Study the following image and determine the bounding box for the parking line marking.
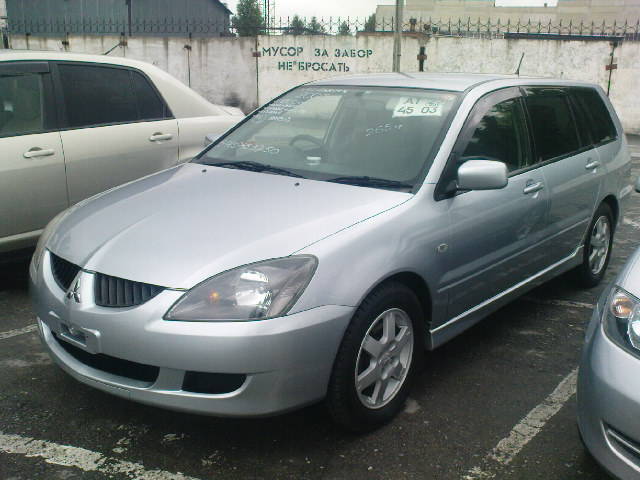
[0,431,201,480]
[522,297,594,310]
[462,368,578,479]
[0,324,37,340]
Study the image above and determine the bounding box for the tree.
[232,0,264,37]
[364,14,376,32]
[307,16,325,35]
[338,21,351,35]
[289,15,306,35]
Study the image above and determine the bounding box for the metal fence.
[7,16,640,40]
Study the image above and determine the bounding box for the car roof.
[309,72,592,92]
[0,49,156,71]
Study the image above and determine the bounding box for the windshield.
[195,86,458,190]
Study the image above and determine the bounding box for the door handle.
[23,147,55,159]
[585,160,601,170]
[523,181,544,194]
[149,133,173,142]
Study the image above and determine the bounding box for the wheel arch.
[601,194,619,230]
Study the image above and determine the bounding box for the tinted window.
[59,64,138,128]
[461,97,530,172]
[0,73,45,136]
[524,88,580,162]
[131,71,167,120]
[571,87,617,144]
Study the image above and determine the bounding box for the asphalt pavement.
[1,137,639,480]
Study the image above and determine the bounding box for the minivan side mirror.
[635,176,640,194]
[457,159,508,191]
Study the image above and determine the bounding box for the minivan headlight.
[164,256,317,321]
[603,287,640,355]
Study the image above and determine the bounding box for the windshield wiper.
[203,160,305,178]
[326,176,413,191]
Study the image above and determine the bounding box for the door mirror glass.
[635,176,640,194]
[457,159,508,191]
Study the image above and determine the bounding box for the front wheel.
[326,282,423,432]
[574,203,614,288]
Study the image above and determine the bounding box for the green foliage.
[307,16,325,35]
[338,21,351,35]
[232,0,265,37]
[289,15,306,35]
[364,14,376,32]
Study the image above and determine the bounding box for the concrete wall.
[6,32,640,133]
[256,35,422,104]
[0,0,7,29]
[421,36,640,134]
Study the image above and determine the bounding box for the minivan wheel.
[574,203,614,288]
[326,282,423,432]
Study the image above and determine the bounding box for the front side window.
[461,97,530,172]
[196,86,458,190]
[57,64,170,128]
[0,73,45,136]
[524,88,580,162]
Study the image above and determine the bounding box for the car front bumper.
[31,251,354,417]
[578,301,640,479]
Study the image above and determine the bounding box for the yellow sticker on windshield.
[392,97,443,117]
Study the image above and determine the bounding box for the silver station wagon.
[30,73,633,431]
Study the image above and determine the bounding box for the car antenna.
[514,52,525,77]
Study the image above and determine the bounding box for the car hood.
[48,163,412,289]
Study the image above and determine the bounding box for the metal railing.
[6,16,640,40]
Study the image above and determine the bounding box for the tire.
[326,281,424,432]
[574,203,614,288]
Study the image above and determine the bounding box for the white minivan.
[0,50,244,257]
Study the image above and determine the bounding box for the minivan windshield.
[195,86,458,191]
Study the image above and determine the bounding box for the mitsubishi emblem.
[66,278,81,303]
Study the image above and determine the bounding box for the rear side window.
[57,64,170,128]
[571,87,617,145]
[0,73,45,136]
[524,88,580,162]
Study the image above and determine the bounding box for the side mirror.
[457,159,508,191]
[635,177,640,194]
[204,133,221,147]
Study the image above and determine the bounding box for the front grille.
[53,333,159,384]
[50,253,81,291]
[94,273,164,308]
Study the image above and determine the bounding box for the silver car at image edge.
[30,73,634,431]
[578,200,640,480]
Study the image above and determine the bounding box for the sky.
[224,0,560,19]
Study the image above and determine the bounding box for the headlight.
[30,209,69,273]
[603,287,640,355]
[164,256,317,321]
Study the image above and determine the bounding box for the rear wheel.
[574,203,614,287]
[326,282,423,432]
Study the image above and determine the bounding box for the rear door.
[0,62,68,249]
[523,87,603,264]
[440,87,550,319]
[53,62,179,205]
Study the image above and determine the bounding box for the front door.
[53,62,179,205]
[438,88,550,320]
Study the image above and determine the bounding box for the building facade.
[376,0,640,24]
[6,0,232,37]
